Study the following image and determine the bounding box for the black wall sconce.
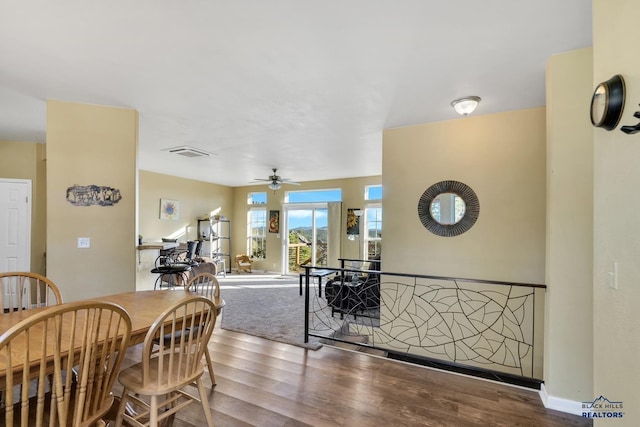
[621,106,640,134]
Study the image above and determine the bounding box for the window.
[285,189,342,203]
[365,185,382,201]
[248,192,267,205]
[364,204,382,259]
[247,208,267,258]
[364,186,382,259]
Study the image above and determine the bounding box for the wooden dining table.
[0,289,226,386]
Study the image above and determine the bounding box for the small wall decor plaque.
[160,198,180,220]
[66,185,122,206]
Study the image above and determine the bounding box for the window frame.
[363,202,382,260]
[364,184,382,201]
[284,188,342,203]
[247,191,267,205]
[247,207,267,259]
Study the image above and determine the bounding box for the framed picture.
[269,210,280,233]
[346,208,360,235]
[160,198,180,220]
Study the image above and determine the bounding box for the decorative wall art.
[66,184,122,206]
[269,210,280,233]
[346,208,360,235]
[160,199,180,220]
[417,180,479,237]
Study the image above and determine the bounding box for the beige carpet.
[218,274,323,350]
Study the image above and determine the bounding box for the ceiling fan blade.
[281,181,301,186]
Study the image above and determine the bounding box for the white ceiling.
[0,1,592,187]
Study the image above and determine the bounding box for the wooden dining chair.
[115,295,217,427]
[185,272,222,386]
[0,300,132,426]
[0,272,63,411]
[0,271,63,313]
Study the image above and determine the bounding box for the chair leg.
[196,377,215,427]
[114,388,129,426]
[203,349,216,386]
[150,395,158,427]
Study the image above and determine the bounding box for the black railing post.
[304,266,310,343]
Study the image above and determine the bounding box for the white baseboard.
[539,383,584,416]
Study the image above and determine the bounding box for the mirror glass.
[430,193,466,225]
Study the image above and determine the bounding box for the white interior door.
[0,179,31,273]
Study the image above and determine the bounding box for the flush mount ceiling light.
[451,96,481,116]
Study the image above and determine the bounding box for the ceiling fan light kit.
[253,168,300,190]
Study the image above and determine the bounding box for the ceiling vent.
[165,145,212,158]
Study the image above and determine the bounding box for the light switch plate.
[77,237,90,248]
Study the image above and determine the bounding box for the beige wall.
[138,170,234,243]
[593,1,640,425]
[46,100,138,301]
[13,15,640,417]
[231,176,381,273]
[0,140,47,275]
[545,48,593,403]
[382,108,546,284]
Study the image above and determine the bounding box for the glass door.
[284,204,328,275]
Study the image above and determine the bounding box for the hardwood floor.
[116,328,592,427]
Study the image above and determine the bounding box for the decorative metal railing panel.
[304,267,545,380]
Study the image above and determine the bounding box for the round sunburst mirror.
[417,180,479,237]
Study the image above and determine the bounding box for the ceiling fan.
[253,168,300,190]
